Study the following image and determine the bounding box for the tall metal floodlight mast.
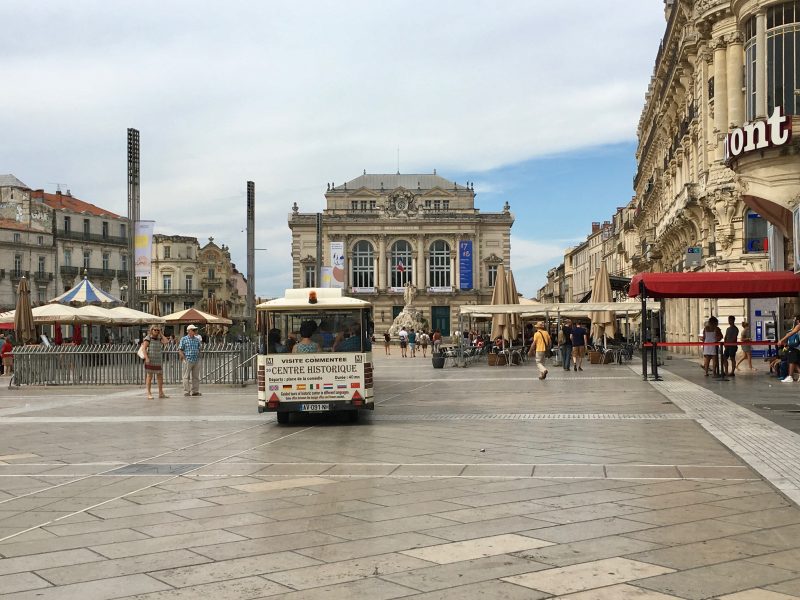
[246,181,255,333]
[127,128,140,309]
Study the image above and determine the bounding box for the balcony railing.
[9,269,28,280]
[32,271,53,282]
[202,277,224,286]
[86,268,116,280]
[59,266,126,280]
[146,288,203,297]
[56,229,129,246]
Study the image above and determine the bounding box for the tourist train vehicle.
[256,288,374,424]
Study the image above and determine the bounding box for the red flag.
[396,260,405,273]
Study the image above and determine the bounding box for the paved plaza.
[0,353,800,599]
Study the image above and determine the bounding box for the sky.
[0,1,666,299]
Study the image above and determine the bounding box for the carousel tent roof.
[51,277,121,305]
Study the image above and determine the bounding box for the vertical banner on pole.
[459,240,473,290]
[330,241,345,289]
[134,220,155,277]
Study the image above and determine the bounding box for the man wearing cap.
[527,321,551,381]
[178,325,203,396]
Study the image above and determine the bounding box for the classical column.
[713,37,728,159]
[415,235,424,290]
[377,235,386,290]
[755,10,767,118]
[425,254,430,288]
[702,49,714,170]
[726,32,744,127]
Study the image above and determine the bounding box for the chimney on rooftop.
[591,222,601,233]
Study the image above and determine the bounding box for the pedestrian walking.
[527,321,551,380]
[398,327,409,357]
[777,315,800,383]
[383,331,391,355]
[142,324,169,399]
[419,331,430,357]
[701,316,723,376]
[560,319,573,371]
[432,329,442,354]
[178,324,203,396]
[722,315,739,376]
[736,320,754,371]
[408,329,417,357]
[570,321,588,371]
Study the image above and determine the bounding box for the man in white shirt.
[398,327,409,358]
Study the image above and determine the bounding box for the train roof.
[256,288,372,310]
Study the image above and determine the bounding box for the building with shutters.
[288,172,514,336]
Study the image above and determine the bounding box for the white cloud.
[0,0,664,296]
[510,236,580,297]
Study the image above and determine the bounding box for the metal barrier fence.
[11,342,257,386]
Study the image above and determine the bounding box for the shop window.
[744,210,769,253]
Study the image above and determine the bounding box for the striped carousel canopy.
[50,277,121,305]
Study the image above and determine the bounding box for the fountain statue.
[388,281,427,337]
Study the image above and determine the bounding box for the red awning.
[629,271,800,299]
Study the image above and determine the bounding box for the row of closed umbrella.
[488,261,616,346]
[490,263,521,344]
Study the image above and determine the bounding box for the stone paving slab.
[1,355,800,598]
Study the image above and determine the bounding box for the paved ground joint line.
[0,425,316,544]
[641,365,800,506]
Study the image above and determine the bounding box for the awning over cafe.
[629,271,800,299]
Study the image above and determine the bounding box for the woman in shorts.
[383,331,391,355]
[736,320,754,371]
[142,325,169,399]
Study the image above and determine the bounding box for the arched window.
[744,2,800,119]
[351,240,374,288]
[390,240,413,288]
[429,240,451,288]
[744,210,768,253]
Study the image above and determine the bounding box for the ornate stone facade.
[634,0,800,352]
[540,1,800,351]
[289,172,514,335]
